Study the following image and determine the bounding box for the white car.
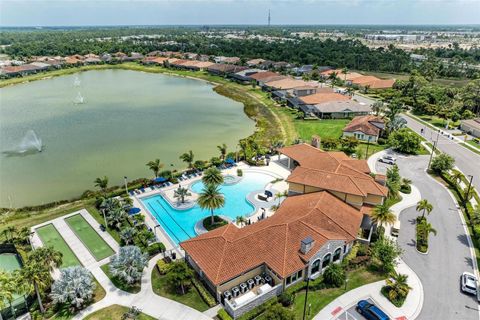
[461,272,478,295]
[379,155,396,165]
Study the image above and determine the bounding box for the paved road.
[402,114,480,193]
[377,155,479,320]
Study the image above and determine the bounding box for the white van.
[391,221,401,237]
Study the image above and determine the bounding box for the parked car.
[461,272,478,295]
[391,220,401,237]
[379,155,396,165]
[356,300,390,320]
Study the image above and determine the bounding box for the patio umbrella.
[153,177,167,183]
[225,158,235,164]
[128,207,141,215]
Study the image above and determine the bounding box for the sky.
[0,0,479,27]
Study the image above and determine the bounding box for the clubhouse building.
[181,143,388,318]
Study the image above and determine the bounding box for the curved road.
[377,155,479,320]
[403,115,480,193]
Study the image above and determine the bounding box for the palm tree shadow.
[457,234,470,247]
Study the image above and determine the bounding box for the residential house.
[214,56,241,64]
[351,76,395,89]
[290,92,350,110]
[1,64,43,77]
[246,58,265,68]
[248,71,286,86]
[207,63,247,76]
[181,143,387,318]
[309,100,372,119]
[460,118,480,138]
[230,69,263,83]
[342,115,385,142]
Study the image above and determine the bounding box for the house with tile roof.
[181,143,387,318]
[342,115,385,142]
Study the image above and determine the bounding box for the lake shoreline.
[0,64,294,210]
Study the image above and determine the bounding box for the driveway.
[377,155,479,320]
[402,114,480,193]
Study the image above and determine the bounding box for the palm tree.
[94,176,109,195]
[50,266,95,310]
[109,246,148,285]
[197,184,225,225]
[238,140,249,161]
[18,257,54,314]
[385,271,412,302]
[275,190,288,205]
[346,86,354,96]
[236,216,246,227]
[341,67,349,82]
[1,226,17,242]
[174,186,192,204]
[107,207,126,230]
[416,199,433,219]
[217,143,227,161]
[179,150,195,169]
[418,221,437,238]
[371,203,396,228]
[0,271,17,310]
[450,170,463,185]
[202,167,224,186]
[372,101,385,116]
[328,71,338,88]
[271,140,284,160]
[120,227,137,245]
[146,159,164,178]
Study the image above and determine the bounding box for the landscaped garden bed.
[100,263,141,294]
[203,215,228,231]
[84,305,155,320]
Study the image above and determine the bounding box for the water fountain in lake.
[73,76,81,87]
[2,130,43,156]
[73,92,85,104]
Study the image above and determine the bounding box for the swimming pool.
[141,171,274,245]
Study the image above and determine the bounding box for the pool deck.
[132,160,291,255]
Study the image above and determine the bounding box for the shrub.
[263,303,295,320]
[430,153,455,174]
[191,277,216,307]
[400,184,411,194]
[237,168,243,177]
[322,263,346,288]
[50,266,95,310]
[109,245,148,284]
[217,309,233,320]
[147,242,166,256]
[377,137,387,145]
[278,291,295,307]
[156,259,170,275]
[388,128,421,154]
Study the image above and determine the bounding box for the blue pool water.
[142,171,274,244]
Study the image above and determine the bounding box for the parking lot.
[334,299,373,320]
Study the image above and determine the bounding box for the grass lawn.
[35,224,81,267]
[291,267,385,320]
[417,114,460,129]
[100,263,141,294]
[65,214,114,261]
[356,142,386,159]
[151,267,209,312]
[84,304,156,320]
[50,278,106,319]
[294,119,350,141]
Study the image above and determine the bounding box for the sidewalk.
[314,150,424,320]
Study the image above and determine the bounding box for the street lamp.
[464,175,474,208]
[124,176,128,195]
[344,276,349,291]
[365,136,371,159]
[302,276,312,320]
[101,208,108,231]
[427,140,438,170]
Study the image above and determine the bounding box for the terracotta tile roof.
[343,115,384,136]
[264,78,311,90]
[279,144,387,197]
[351,76,395,89]
[246,58,266,66]
[181,191,363,285]
[299,92,350,105]
[249,71,283,81]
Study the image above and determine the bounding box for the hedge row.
[191,277,216,307]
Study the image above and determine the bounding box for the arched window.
[333,248,342,262]
[322,253,331,269]
[311,259,321,274]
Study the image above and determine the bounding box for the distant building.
[460,118,480,138]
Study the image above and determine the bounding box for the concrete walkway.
[31,209,213,320]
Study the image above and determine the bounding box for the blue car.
[356,300,390,320]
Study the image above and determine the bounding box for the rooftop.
[343,115,385,136]
[299,92,350,105]
[181,191,363,286]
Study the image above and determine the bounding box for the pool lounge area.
[140,169,284,245]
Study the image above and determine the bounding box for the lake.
[0,69,255,207]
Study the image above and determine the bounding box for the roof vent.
[300,236,314,254]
